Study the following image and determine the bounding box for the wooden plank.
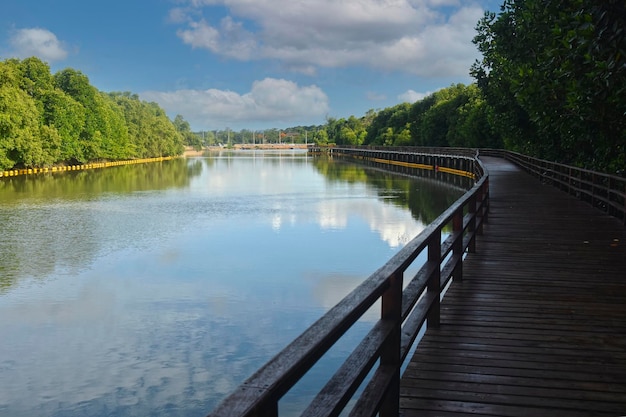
[400,397,620,417]
[399,157,626,416]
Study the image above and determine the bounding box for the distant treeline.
[318,83,502,151]
[0,57,184,171]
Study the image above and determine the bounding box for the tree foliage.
[325,116,368,146]
[173,114,202,150]
[472,0,626,171]
[361,84,501,149]
[0,57,184,170]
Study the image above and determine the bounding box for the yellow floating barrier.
[0,155,178,179]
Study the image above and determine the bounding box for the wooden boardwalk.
[400,157,626,416]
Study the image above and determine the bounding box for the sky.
[0,0,501,131]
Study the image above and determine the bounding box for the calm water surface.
[0,150,463,417]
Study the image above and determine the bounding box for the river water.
[0,150,463,417]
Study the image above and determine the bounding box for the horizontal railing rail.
[207,147,489,417]
[480,149,626,224]
[313,145,479,158]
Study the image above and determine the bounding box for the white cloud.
[172,0,485,77]
[177,16,256,60]
[425,0,462,5]
[398,89,433,103]
[315,194,424,248]
[9,27,68,62]
[167,7,191,24]
[367,92,387,101]
[141,78,329,130]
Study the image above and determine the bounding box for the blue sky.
[1,0,501,131]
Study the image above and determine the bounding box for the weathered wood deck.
[400,157,626,416]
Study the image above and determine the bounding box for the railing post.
[427,230,441,328]
[379,271,403,417]
[568,166,572,197]
[468,194,477,253]
[476,182,485,235]
[453,208,464,283]
[622,179,626,225]
[482,178,489,226]
[591,172,596,208]
[622,190,626,226]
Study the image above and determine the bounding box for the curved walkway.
[399,157,626,416]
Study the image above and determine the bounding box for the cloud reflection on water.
[0,153,462,417]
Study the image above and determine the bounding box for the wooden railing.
[481,149,626,224]
[328,147,483,183]
[207,148,489,417]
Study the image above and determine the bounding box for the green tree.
[98,93,131,160]
[314,129,329,145]
[0,58,184,169]
[18,57,55,104]
[364,103,415,146]
[41,89,85,161]
[381,127,394,146]
[394,124,412,146]
[472,0,626,171]
[54,69,103,161]
[174,114,202,150]
[451,89,501,149]
[109,92,183,158]
[0,83,44,169]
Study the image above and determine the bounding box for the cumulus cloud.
[141,78,329,130]
[177,16,257,60]
[398,89,433,103]
[8,27,68,62]
[171,0,485,77]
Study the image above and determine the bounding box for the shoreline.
[1,144,314,177]
[183,144,310,157]
[0,156,177,178]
